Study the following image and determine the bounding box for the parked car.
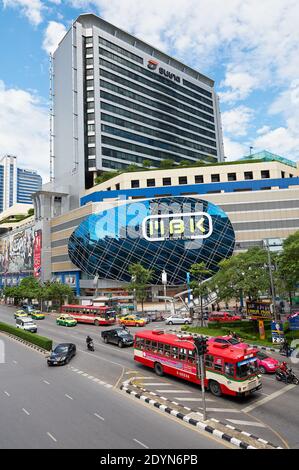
[208,311,241,322]
[256,351,280,374]
[47,343,76,366]
[118,315,146,327]
[101,327,134,348]
[165,315,192,325]
[16,317,37,333]
[208,335,249,349]
[56,314,77,327]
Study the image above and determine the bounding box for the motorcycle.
[275,368,299,385]
[279,346,295,357]
[87,340,95,352]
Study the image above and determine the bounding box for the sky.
[0,0,299,181]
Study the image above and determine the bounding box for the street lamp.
[131,275,137,313]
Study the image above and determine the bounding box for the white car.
[165,315,192,325]
[16,317,37,333]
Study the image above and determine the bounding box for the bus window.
[205,354,213,368]
[135,337,144,349]
[224,363,235,377]
[179,348,188,362]
[157,343,164,355]
[214,357,223,372]
[236,360,258,378]
[145,339,152,351]
[164,344,171,357]
[187,349,196,364]
[152,341,158,353]
[171,346,178,359]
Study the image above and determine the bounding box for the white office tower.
[53,13,224,209]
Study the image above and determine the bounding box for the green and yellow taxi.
[31,310,45,320]
[56,314,77,327]
[14,309,28,319]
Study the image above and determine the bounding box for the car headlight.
[60,356,66,361]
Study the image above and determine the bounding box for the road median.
[0,321,52,352]
[120,376,283,450]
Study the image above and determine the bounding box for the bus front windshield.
[236,359,258,378]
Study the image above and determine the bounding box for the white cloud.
[42,21,67,54]
[219,72,259,104]
[257,125,271,135]
[221,106,254,136]
[223,136,248,161]
[253,127,299,160]
[0,80,49,181]
[2,0,44,25]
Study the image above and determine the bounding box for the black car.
[101,327,134,348]
[47,343,76,366]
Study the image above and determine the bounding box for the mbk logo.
[142,212,213,242]
[147,59,158,70]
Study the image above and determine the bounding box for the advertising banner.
[0,225,34,274]
[246,301,272,320]
[271,321,285,343]
[289,313,299,331]
[33,230,42,278]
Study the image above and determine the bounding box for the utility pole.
[194,336,208,421]
[162,270,167,315]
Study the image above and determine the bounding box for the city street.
[0,330,230,449]
[1,305,299,448]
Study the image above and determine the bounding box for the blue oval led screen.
[68,197,235,285]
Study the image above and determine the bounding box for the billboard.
[0,225,35,275]
[33,230,42,278]
[246,301,272,320]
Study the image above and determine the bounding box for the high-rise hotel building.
[53,13,224,208]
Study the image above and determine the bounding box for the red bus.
[134,330,262,397]
[61,305,116,326]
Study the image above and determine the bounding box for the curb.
[120,381,282,450]
[0,331,49,355]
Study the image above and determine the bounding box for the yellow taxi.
[14,310,28,319]
[118,315,146,327]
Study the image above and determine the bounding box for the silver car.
[165,315,192,325]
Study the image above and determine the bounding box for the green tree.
[142,159,152,168]
[128,263,153,312]
[45,282,74,309]
[205,247,271,304]
[159,159,175,169]
[177,160,190,167]
[276,231,299,304]
[190,262,212,325]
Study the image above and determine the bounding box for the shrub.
[0,322,52,351]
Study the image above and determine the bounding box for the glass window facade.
[68,197,235,285]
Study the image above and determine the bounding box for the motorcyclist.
[86,335,93,346]
[281,338,290,357]
[278,361,289,381]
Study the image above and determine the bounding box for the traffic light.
[194,336,208,356]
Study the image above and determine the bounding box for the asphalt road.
[0,332,229,449]
[1,304,299,448]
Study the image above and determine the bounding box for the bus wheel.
[154,362,164,376]
[209,380,222,397]
[94,320,100,326]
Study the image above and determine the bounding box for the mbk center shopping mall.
[0,13,299,297]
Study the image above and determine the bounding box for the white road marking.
[134,376,153,379]
[22,408,30,416]
[12,360,18,364]
[65,394,73,400]
[133,438,149,449]
[88,375,94,379]
[76,370,83,374]
[156,389,192,393]
[242,384,297,413]
[4,391,10,397]
[104,384,113,388]
[47,432,57,443]
[227,419,266,428]
[94,413,105,421]
[82,373,88,377]
[142,382,171,386]
[204,408,240,413]
[43,380,50,385]
[174,397,215,402]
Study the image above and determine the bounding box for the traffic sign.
[271,321,285,343]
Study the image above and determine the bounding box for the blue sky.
[0,0,298,180]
